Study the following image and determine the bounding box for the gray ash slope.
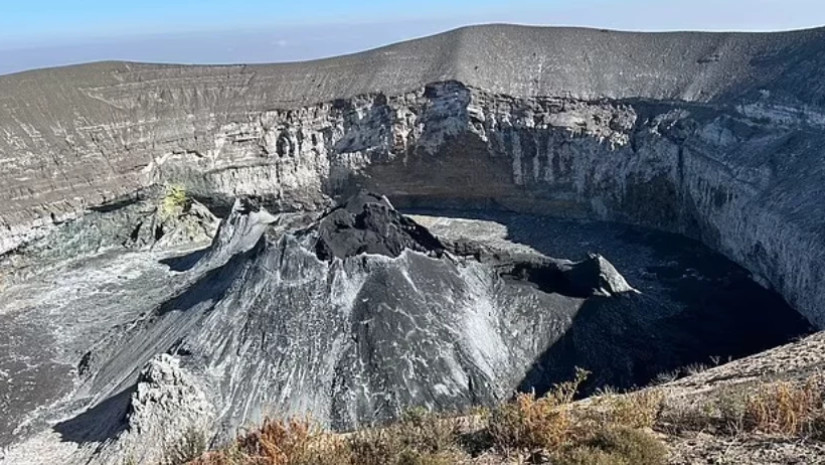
[61,192,640,438]
[1,192,813,465]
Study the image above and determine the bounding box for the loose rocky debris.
[0,188,219,286]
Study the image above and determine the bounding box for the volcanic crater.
[1,24,825,464]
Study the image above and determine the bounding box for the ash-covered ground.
[0,196,813,464]
[411,210,814,393]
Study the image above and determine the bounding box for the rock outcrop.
[312,191,445,260]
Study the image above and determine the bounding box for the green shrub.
[160,185,189,219]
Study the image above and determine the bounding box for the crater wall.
[1,25,825,326]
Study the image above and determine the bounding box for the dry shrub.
[189,410,466,465]
[555,426,667,465]
[163,428,208,465]
[237,418,313,464]
[188,447,245,465]
[190,418,345,465]
[655,399,713,435]
[554,447,618,465]
[603,389,665,429]
[186,370,672,464]
[487,368,588,452]
[743,376,824,436]
[348,409,466,465]
[658,374,825,438]
[714,388,748,434]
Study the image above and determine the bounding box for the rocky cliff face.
[2,26,825,328]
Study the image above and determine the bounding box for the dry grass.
[599,389,665,430]
[487,368,588,452]
[188,412,466,465]
[189,418,345,465]
[346,409,467,465]
[555,426,667,465]
[657,373,825,439]
[741,376,824,436]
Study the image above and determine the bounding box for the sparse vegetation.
[555,426,667,465]
[487,368,589,453]
[600,389,665,430]
[182,367,673,465]
[189,417,345,465]
[183,367,673,464]
[179,369,825,464]
[187,411,466,465]
[347,408,467,465]
[160,184,190,219]
[741,375,825,436]
[658,372,825,440]
[163,428,209,465]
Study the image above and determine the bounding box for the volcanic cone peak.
[495,252,638,298]
[313,191,446,261]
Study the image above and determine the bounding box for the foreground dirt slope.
[659,331,825,464]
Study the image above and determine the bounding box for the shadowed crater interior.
[408,208,815,396]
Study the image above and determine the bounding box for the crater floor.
[410,210,814,392]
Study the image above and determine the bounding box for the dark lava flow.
[409,209,815,396]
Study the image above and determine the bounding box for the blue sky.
[1,0,823,75]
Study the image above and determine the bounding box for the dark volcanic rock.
[314,191,444,260]
[556,254,638,298]
[446,238,635,298]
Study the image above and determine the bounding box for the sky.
[0,0,823,75]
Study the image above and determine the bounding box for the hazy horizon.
[2,0,824,76]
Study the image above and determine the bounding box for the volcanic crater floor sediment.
[410,210,814,392]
